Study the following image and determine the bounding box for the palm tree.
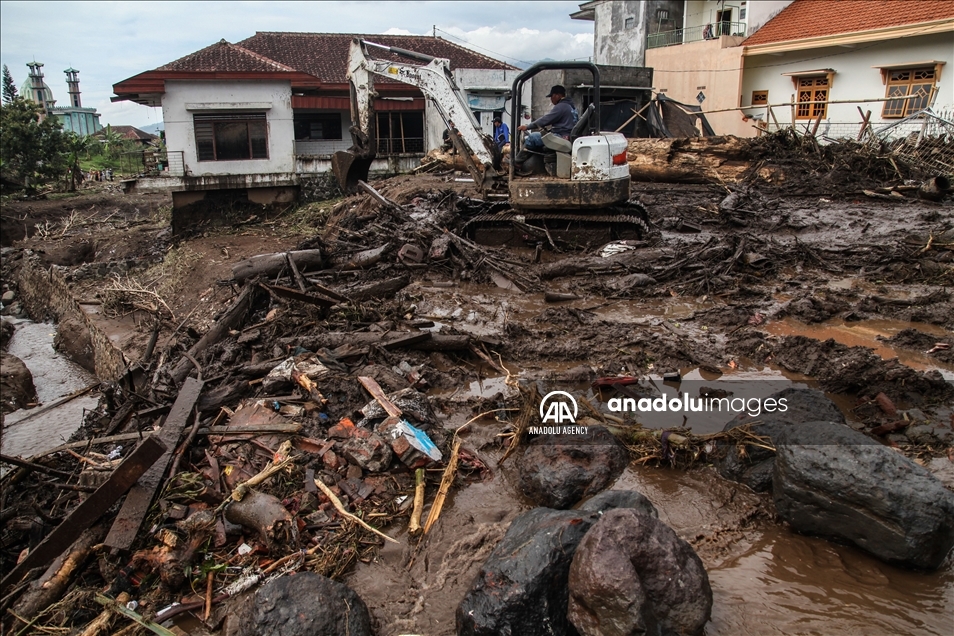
[64,132,93,191]
[99,125,125,158]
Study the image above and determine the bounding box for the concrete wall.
[592,0,648,66]
[741,32,954,130]
[647,37,745,136]
[18,256,128,381]
[161,79,295,176]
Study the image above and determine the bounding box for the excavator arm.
[332,39,502,194]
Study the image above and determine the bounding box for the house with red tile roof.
[572,1,953,137]
[740,0,953,136]
[112,33,520,210]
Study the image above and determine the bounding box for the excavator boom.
[333,39,501,194]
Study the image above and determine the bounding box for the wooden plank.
[264,284,338,308]
[31,432,157,459]
[1,436,166,592]
[357,376,402,418]
[197,423,302,435]
[104,377,204,550]
[303,280,349,302]
[170,286,257,384]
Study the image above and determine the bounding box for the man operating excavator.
[513,84,578,174]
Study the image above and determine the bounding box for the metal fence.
[120,150,185,177]
[647,21,745,49]
[865,108,954,175]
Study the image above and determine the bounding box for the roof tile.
[745,0,954,47]
[157,39,299,73]
[236,32,516,82]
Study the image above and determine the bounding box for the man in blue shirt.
[493,116,510,151]
[514,85,578,173]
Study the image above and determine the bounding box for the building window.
[656,9,669,20]
[882,67,937,118]
[294,113,342,140]
[194,113,268,161]
[751,90,768,106]
[624,16,635,29]
[375,111,424,155]
[795,76,829,120]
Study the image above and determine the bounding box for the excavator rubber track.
[462,202,654,248]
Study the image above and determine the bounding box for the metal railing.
[120,150,185,177]
[376,137,425,155]
[647,21,746,49]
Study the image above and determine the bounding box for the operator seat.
[541,103,595,177]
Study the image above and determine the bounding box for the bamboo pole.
[423,438,460,536]
[408,467,425,536]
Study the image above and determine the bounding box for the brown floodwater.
[344,419,954,636]
[764,316,954,377]
[1,320,99,462]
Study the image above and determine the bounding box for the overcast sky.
[0,1,594,128]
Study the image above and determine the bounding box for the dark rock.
[53,316,95,373]
[517,426,629,509]
[457,507,597,636]
[714,388,844,492]
[1,352,36,413]
[578,489,658,519]
[568,508,712,636]
[773,420,954,570]
[0,318,13,349]
[224,571,372,636]
[359,386,438,427]
[905,424,953,445]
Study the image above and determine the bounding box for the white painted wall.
[742,32,953,130]
[684,1,790,35]
[161,80,295,176]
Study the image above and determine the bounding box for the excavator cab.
[506,62,631,210]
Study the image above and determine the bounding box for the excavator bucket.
[332,151,374,194]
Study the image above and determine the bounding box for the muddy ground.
[1,134,953,635]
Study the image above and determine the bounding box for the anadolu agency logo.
[532,391,588,435]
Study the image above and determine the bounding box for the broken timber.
[104,377,204,550]
[170,286,257,385]
[262,283,339,308]
[231,249,324,283]
[358,376,402,418]
[1,436,167,592]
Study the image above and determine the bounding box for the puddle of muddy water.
[2,320,99,460]
[345,426,954,636]
[764,316,954,378]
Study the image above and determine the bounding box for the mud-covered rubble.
[1,131,953,635]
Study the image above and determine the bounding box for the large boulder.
[457,507,596,636]
[517,426,629,509]
[568,508,712,636]
[224,571,372,636]
[773,420,954,570]
[1,352,36,414]
[714,388,844,492]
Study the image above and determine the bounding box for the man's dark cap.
[546,85,566,97]
[493,116,502,122]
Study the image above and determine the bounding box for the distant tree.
[2,65,17,103]
[0,98,68,188]
[99,124,130,159]
[64,132,93,191]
